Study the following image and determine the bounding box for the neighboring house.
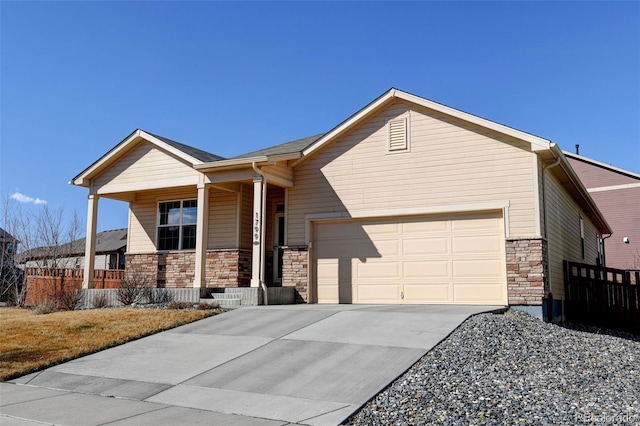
[564,152,640,269]
[21,229,127,270]
[0,227,18,265]
[70,88,610,320]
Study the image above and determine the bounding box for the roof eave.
[563,151,640,180]
[195,152,302,172]
[547,144,612,235]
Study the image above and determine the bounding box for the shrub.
[92,293,109,309]
[116,273,151,306]
[145,287,173,304]
[168,301,193,310]
[57,289,84,311]
[33,299,57,315]
[196,301,220,310]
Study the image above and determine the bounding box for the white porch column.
[251,175,264,287]
[194,182,210,288]
[82,194,99,289]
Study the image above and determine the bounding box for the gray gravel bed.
[344,310,640,425]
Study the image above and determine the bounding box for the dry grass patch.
[0,307,220,381]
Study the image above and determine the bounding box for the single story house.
[21,228,127,270]
[564,151,639,269]
[71,88,610,319]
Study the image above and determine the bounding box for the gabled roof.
[21,228,127,260]
[71,129,223,186]
[563,151,640,181]
[146,132,223,163]
[230,134,324,159]
[296,88,553,164]
[0,227,18,243]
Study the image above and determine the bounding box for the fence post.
[563,260,570,321]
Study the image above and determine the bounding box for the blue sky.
[1,1,639,233]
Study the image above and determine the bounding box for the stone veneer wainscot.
[505,238,548,305]
[281,246,309,303]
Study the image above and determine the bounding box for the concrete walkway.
[1,304,502,425]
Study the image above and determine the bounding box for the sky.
[1,1,639,235]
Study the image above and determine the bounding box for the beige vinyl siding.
[545,173,600,298]
[240,183,253,250]
[288,99,537,244]
[93,141,200,192]
[127,186,242,253]
[208,188,238,249]
[535,156,546,236]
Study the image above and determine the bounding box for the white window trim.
[156,199,198,251]
[385,111,411,154]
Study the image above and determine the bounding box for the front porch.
[71,130,307,304]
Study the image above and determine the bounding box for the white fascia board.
[394,90,552,150]
[195,156,269,171]
[588,182,640,193]
[195,152,302,172]
[563,150,640,180]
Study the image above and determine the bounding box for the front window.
[157,200,197,250]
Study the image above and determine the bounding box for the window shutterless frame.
[156,199,197,251]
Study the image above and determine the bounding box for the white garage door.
[313,211,506,304]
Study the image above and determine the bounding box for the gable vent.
[388,116,408,152]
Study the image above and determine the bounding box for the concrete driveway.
[2,304,501,425]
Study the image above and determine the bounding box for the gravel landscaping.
[345,309,640,425]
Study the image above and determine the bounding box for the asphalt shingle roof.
[146,131,225,163]
[230,133,325,159]
[21,229,128,260]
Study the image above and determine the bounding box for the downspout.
[252,162,269,305]
[601,233,613,266]
[541,153,561,321]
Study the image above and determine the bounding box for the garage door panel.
[404,284,451,302]
[452,235,503,254]
[356,261,400,279]
[356,284,400,302]
[365,240,399,256]
[362,222,400,235]
[403,237,449,256]
[404,260,450,278]
[453,284,504,302]
[316,241,358,258]
[315,222,356,239]
[316,259,339,303]
[402,219,448,233]
[452,259,504,277]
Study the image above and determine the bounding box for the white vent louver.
[388,117,407,151]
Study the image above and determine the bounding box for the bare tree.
[1,191,84,307]
[0,195,26,305]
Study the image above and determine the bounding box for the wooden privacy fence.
[24,268,125,306]
[564,261,640,334]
